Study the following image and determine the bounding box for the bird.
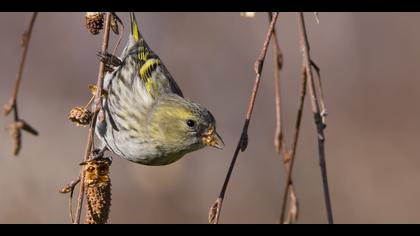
[95,12,224,166]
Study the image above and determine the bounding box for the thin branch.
[279,69,307,223]
[284,184,299,224]
[4,12,38,120]
[73,12,112,224]
[268,12,284,154]
[3,12,39,155]
[208,12,279,224]
[297,12,333,224]
[59,177,81,223]
[311,60,328,124]
[111,12,124,56]
[266,12,300,224]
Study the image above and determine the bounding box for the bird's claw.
[97,51,122,70]
[80,147,112,165]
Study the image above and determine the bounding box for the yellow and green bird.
[96,13,224,165]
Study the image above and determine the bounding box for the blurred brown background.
[0,12,419,224]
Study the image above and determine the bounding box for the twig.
[73,12,112,224]
[4,12,38,120]
[284,183,299,224]
[111,12,124,57]
[268,12,284,154]
[3,12,39,155]
[311,60,328,124]
[208,12,279,224]
[59,177,81,222]
[297,12,333,224]
[266,12,301,224]
[279,69,307,223]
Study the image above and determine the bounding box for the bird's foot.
[80,147,112,165]
[97,51,122,72]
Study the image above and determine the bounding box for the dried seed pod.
[110,13,121,35]
[85,12,104,35]
[7,122,21,156]
[85,183,111,224]
[83,158,112,224]
[84,158,111,185]
[110,20,118,35]
[68,107,93,127]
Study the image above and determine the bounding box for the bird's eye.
[186,119,195,128]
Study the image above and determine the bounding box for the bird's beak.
[202,127,225,149]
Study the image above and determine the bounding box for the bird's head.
[148,95,224,157]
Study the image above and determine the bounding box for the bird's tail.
[130,12,142,42]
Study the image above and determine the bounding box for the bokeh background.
[0,12,419,224]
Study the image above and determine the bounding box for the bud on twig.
[208,197,223,224]
[3,99,14,116]
[17,120,39,136]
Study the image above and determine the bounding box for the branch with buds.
[208,12,280,224]
[3,12,39,156]
[60,12,123,224]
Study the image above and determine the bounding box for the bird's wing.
[115,12,183,99]
[102,12,184,133]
